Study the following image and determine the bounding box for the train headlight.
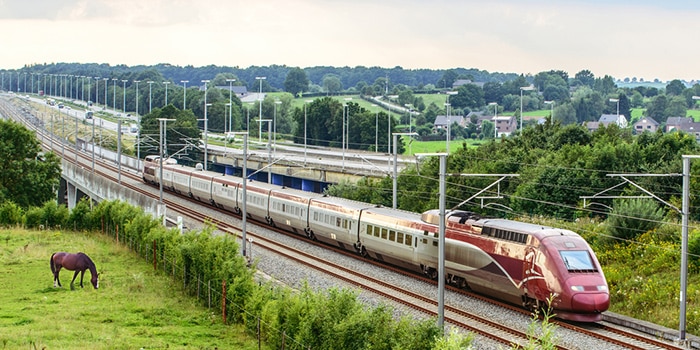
[597,285,608,292]
[570,285,585,292]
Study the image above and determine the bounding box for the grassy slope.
[0,229,261,350]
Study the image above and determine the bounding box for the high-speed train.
[143,156,609,322]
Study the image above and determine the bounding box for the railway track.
[1,95,691,349]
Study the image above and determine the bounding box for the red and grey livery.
[144,157,609,322]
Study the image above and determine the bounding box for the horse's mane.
[77,252,96,270]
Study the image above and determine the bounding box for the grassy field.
[0,229,261,350]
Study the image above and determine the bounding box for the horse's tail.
[50,252,56,274]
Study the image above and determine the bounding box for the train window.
[380,228,387,240]
[336,218,341,227]
[560,251,596,272]
[367,225,373,235]
[422,238,428,245]
[388,229,394,241]
[397,232,404,244]
[405,235,413,247]
[314,212,318,221]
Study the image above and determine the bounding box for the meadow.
[0,229,262,350]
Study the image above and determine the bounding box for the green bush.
[24,206,43,229]
[605,199,665,241]
[0,201,23,227]
[67,198,92,231]
[40,200,69,229]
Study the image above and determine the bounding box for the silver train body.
[143,156,610,322]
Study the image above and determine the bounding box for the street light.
[134,80,141,166]
[103,78,108,112]
[95,77,100,107]
[163,81,170,106]
[520,85,534,133]
[147,81,154,113]
[112,78,117,111]
[609,98,619,116]
[122,80,128,114]
[371,104,379,152]
[202,79,211,170]
[304,99,313,165]
[226,78,236,133]
[488,102,498,139]
[256,118,273,183]
[181,80,189,109]
[274,99,281,153]
[157,118,176,204]
[392,132,418,209]
[444,101,451,152]
[255,77,266,142]
[544,100,554,121]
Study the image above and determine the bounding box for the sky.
[1,0,700,82]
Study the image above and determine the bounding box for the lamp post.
[112,78,117,111]
[202,79,211,169]
[609,98,619,116]
[226,78,236,133]
[371,104,378,152]
[392,132,418,209]
[544,100,554,121]
[95,77,100,107]
[519,86,534,133]
[231,132,249,259]
[444,101,451,152]
[488,102,498,139]
[163,81,170,106]
[181,80,188,109]
[147,81,154,113]
[225,103,232,155]
[157,118,175,204]
[415,152,448,330]
[134,80,141,166]
[256,118,273,183]
[274,100,281,153]
[122,80,127,114]
[255,77,266,142]
[304,99,312,165]
[103,78,108,111]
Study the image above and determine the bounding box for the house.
[632,117,659,134]
[584,114,628,132]
[452,79,485,89]
[433,115,464,132]
[493,115,517,137]
[666,117,700,140]
[665,117,694,133]
[216,85,249,98]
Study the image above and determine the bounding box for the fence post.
[116,224,119,244]
[208,280,211,309]
[222,280,227,324]
[152,240,157,271]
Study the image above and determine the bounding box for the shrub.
[605,199,664,241]
[0,201,23,227]
[40,200,69,229]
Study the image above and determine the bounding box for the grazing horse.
[50,252,99,290]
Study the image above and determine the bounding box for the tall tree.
[284,67,309,97]
[665,79,685,96]
[0,119,61,208]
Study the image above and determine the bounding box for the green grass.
[0,229,262,350]
[404,138,483,155]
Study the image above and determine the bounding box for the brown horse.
[50,252,99,290]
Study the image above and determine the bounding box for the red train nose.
[571,292,610,313]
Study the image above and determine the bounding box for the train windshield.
[559,250,596,272]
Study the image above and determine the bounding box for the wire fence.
[101,221,312,350]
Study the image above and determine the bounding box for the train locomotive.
[143,156,609,322]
